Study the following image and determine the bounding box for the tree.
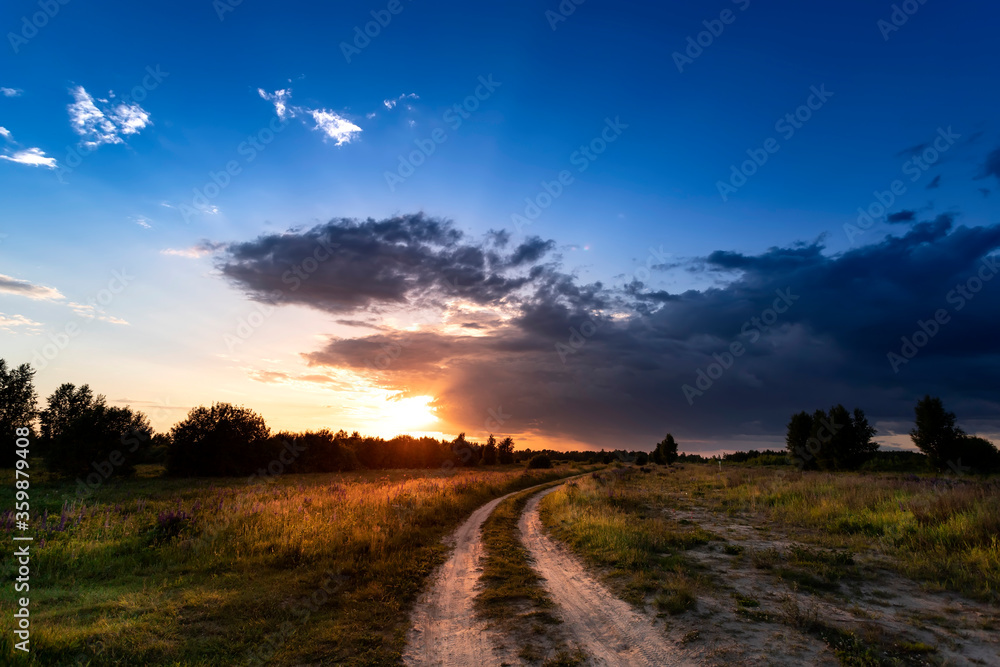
[953,436,1000,474]
[634,451,649,465]
[911,396,964,470]
[656,433,679,465]
[527,453,552,469]
[0,360,37,467]
[40,384,151,477]
[481,434,498,465]
[497,436,515,464]
[168,403,271,476]
[785,411,815,469]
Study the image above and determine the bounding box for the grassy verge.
[539,469,712,614]
[475,480,587,666]
[0,464,589,665]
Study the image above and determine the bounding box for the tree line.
[0,360,605,479]
[786,396,1000,473]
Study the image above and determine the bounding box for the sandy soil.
[402,487,532,667]
[519,486,696,666]
[672,505,1000,666]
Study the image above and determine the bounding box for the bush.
[40,383,151,477]
[168,403,271,476]
[527,454,552,469]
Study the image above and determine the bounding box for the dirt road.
[402,487,525,666]
[519,486,694,666]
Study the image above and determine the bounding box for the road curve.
[519,485,696,667]
[402,485,534,666]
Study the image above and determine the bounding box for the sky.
[1,0,999,453]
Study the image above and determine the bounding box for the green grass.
[538,468,711,611]
[475,480,588,665]
[0,464,591,665]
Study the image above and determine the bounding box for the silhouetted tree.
[168,403,271,476]
[481,434,498,465]
[785,411,815,469]
[0,360,37,467]
[497,436,515,464]
[634,451,649,465]
[40,384,151,477]
[953,435,1000,474]
[911,396,964,470]
[655,433,679,465]
[527,453,552,469]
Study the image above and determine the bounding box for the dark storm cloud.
[979,147,1000,183]
[221,214,1000,450]
[887,210,916,223]
[218,214,557,312]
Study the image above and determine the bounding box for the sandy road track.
[402,485,540,666]
[518,486,695,667]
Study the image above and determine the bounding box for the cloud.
[257,88,362,147]
[161,241,225,258]
[216,213,1000,450]
[383,93,418,110]
[132,216,153,229]
[67,85,151,148]
[0,147,56,168]
[0,274,64,300]
[0,87,22,97]
[978,146,1000,184]
[0,127,10,140]
[926,174,941,190]
[0,312,41,332]
[218,214,561,313]
[67,302,129,325]
[257,88,292,119]
[308,109,362,145]
[886,210,916,223]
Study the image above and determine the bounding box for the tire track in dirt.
[403,482,554,667]
[519,486,696,667]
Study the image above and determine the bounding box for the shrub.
[527,454,552,469]
[168,403,271,476]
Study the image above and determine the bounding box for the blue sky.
[2,0,999,450]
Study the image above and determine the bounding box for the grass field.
[539,464,1000,665]
[0,463,589,665]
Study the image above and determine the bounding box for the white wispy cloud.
[68,85,151,148]
[0,127,56,169]
[383,93,419,110]
[0,87,22,97]
[258,88,292,119]
[0,312,41,332]
[0,273,64,300]
[161,241,225,259]
[0,147,57,168]
[67,301,129,325]
[309,109,363,146]
[257,87,363,147]
[133,216,153,229]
